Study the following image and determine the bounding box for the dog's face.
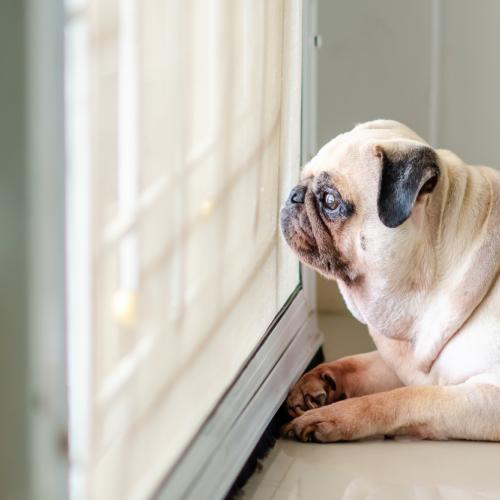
[280,120,440,284]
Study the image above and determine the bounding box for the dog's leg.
[286,351,403,417]
[283,378,500,442]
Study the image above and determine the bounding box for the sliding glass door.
[66,1,303,498]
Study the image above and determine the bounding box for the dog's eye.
[324,192,340,211]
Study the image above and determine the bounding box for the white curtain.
[66,1,302,499]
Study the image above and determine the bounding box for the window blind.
[66,1,302,499]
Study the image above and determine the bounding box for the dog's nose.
[287,185,306,205]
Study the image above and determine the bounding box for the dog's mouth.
[280,204,315,253]
[280,189,352,282]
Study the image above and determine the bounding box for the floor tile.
[244,439,500,500]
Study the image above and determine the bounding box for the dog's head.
[280,120,440,284]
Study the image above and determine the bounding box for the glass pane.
[66,1,302,498]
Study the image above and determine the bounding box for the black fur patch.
[377,146,440,228]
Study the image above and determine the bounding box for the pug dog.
[280,120,500,442]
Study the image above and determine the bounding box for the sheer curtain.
[66,1,302,499]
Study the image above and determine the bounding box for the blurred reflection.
[265,440,500,500]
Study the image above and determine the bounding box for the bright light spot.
[200,199,214,217]
[112,288,137,328]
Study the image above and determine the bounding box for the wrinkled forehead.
[300,122,427,182]
[300,132,379,196]
[298,141,368,209]
[301,139,361,181]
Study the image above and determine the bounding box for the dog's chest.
[370,333,435,385]
[372,320,500,386]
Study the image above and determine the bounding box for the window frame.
[25,0,68,498]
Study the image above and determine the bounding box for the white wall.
[439,0,500,167]
[317,0,500,166]
[317,0,500,314]
[317,0,433,149]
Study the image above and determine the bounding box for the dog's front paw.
[286,364,342,417]
[282,406,344,442]
[282,398,371,443]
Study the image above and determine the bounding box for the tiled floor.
[243,438,500,500]
[243,313,500,500]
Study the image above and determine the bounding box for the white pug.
[280,120,500,442]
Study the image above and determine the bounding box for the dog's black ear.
[376,144,440,228]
